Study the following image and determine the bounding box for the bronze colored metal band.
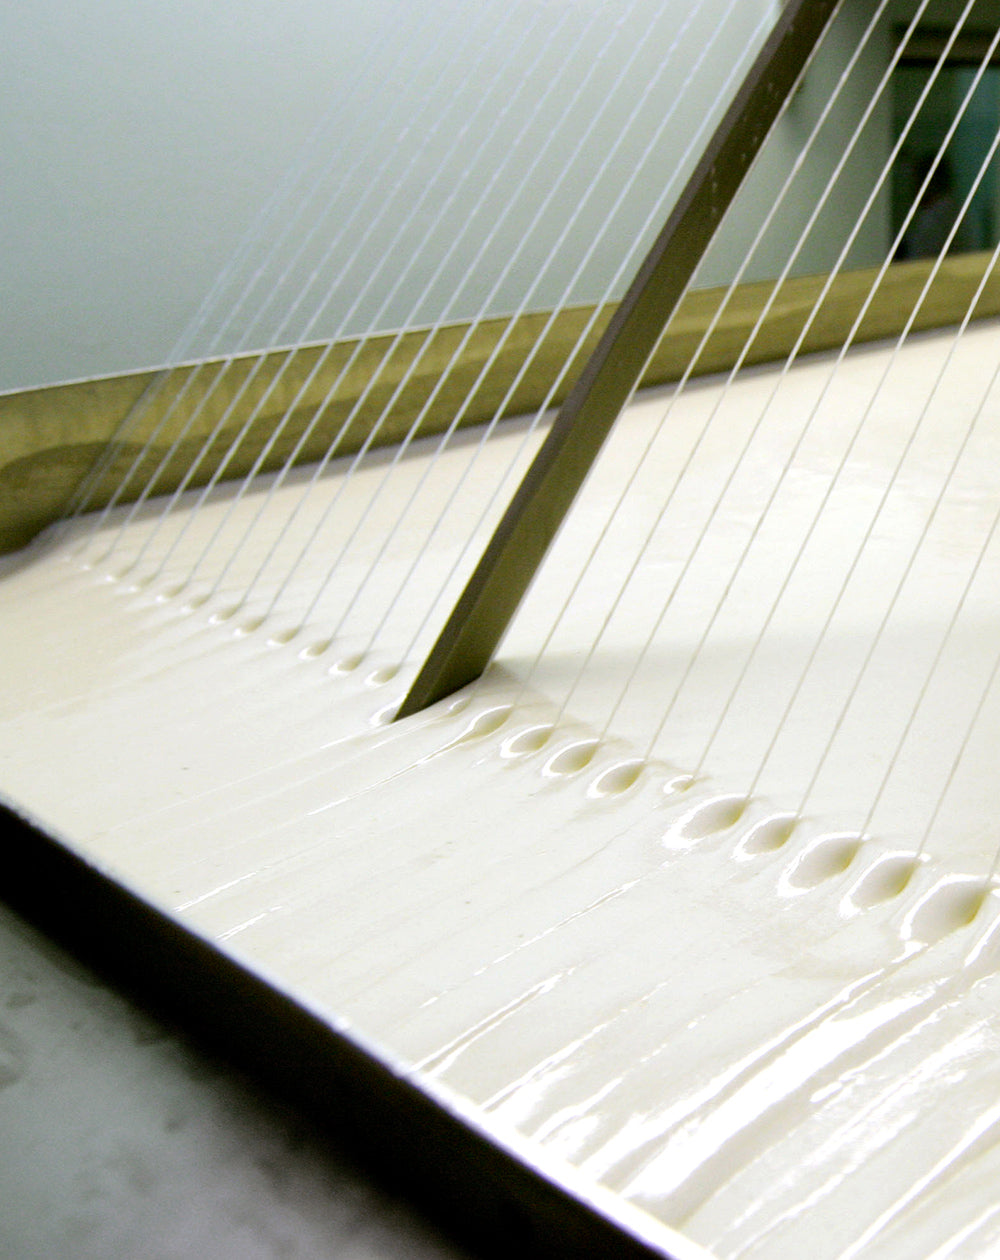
[5,253,996,558]
[395,0,842,720]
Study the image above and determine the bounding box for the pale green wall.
[2,0,893,392]
[700,0,893,286]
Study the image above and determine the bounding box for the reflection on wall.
[893,63,1000,259]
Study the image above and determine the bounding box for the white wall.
[2,0,888,392]
[1,0,390,390]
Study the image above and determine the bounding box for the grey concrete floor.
[0,901,475,1260]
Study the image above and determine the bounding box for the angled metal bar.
[396,0,841,721]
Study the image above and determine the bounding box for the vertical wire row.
[71,0,785,675]
[499,0,1000,873]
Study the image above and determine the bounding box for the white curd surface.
[5,325,1000,1257]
